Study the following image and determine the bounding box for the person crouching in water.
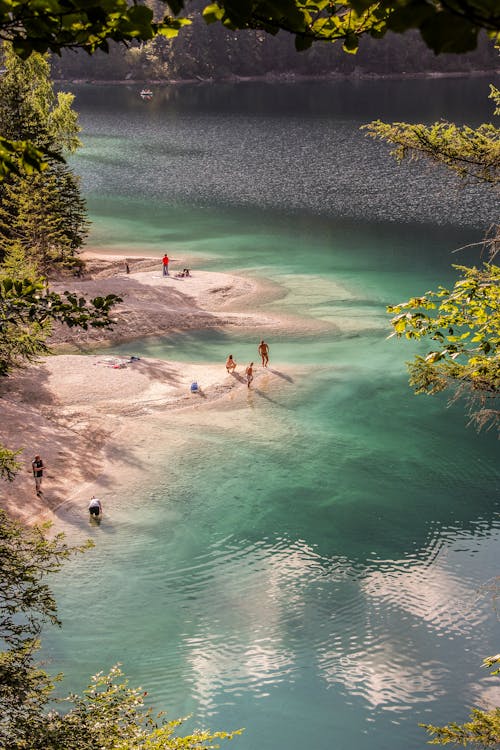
[88,496,102,518]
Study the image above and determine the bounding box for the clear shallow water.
[45,80,499,750]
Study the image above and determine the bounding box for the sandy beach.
[0,254,301,525]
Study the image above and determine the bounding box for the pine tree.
[0,242,38,281]
[0,43,86,272]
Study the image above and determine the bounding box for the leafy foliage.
[0,444,21,481]
[422,708,500,746]
[420,656,500,747]
[32,665,242,750]
[388,263,500,430]
[0,46,87,270]
[204,0,500,54]
[364,85,500,184]
[368,80,499,428]
[0,0,497,59]
[0,276,121,375]
[0,511,84,747]
[0,166,89,273]
[0,510,86,650]
[0,0,497,176]
[0,45,79,175]
[0,512,240,750]
[0,135,59,179]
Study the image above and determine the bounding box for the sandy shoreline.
[0,254,303,525]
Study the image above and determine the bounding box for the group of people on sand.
[226,340,270,388]
[30,340,271,521]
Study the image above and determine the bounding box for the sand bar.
[0,255,304,525]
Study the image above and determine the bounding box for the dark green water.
[44,79,499,750]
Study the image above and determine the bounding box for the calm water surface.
[45,79,499,750]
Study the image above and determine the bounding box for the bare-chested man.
[258,340,269,367]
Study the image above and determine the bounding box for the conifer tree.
[0,44,86,272]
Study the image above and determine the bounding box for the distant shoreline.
[54,68,498,86]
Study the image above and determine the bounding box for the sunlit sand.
[0,254,311,526]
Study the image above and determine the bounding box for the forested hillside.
[52,3,498,82]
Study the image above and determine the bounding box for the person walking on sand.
[246,362,254,388]
[162,253,169,277]
[32,454,44,495]
[258,340,269,367]
[226,354,237,373]
[88,496,103,518]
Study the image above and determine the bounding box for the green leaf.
[419,11,479,54]
[203,2,225,23]
[342,33,359,53]
[295,34,313,51]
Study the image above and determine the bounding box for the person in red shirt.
[162,254,169,277]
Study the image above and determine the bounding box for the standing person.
[226,354,237,373]
[162,253,169,276]
[258,340,269,367]
[31,454,44,496]
[88,496,103,518]
[245,362,254,388]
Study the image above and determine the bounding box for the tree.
[0,0,496,177]
[387,263,500,431]
[364,85,500,184]
[0,510,83,650]
[0,276,120,376]
[0,0,496,59]
[420,656,500,747]
[0,45,87,272]
[0,511,240,750]
[200,0,500,54]
[0,165,88,273]
[25,665,240,750]
[0,445,21,481]
[0,43,118,480]
[0,509,86,747]
[363,81,499,430]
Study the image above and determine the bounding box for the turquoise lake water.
[44,79,499,750]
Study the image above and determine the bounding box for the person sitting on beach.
[226,354,237,373]
[183,268,191,277]
[88,496,102,517]
[245,362,254,388]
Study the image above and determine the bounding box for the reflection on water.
[45,79,500,750]
[46,362,500,749]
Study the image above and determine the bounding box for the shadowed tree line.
[51,21,499,82]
